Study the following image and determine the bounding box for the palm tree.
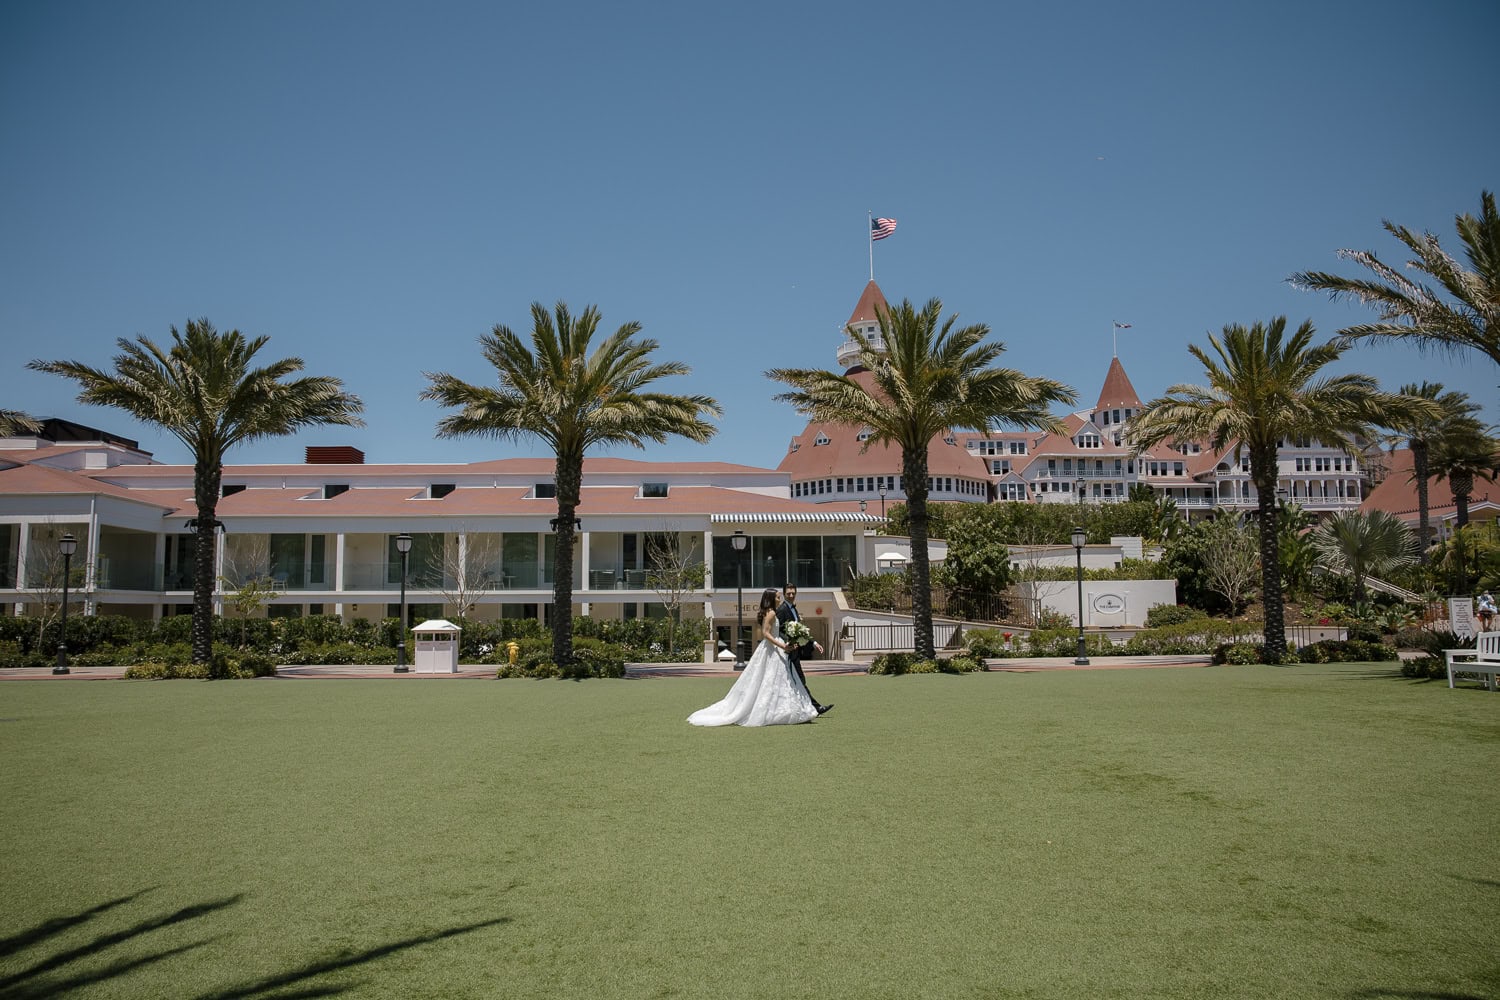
[1289,190,1500,368]
[1127,318,1436,661]
[29,320,364,667]
[1385,383,1482,563]
[1310,510,1418,601]
[0,410,41,436]
[1428,425,1500,529]
[769,297,1075,659]
[421,302,719,670]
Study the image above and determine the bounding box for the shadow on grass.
[0,889,509,999]
[1349,991,1494,999]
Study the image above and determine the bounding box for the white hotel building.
[3,281,1370,642]
[779,281,1369,516]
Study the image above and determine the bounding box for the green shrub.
[0,640,26,667]
[1034,609,1073,630]
[1293,639,1398,663]
[497,659,561,679]
[1216,642,1262,665]
[1123,619,1254,656]
[944,655,982,673]
[907,658,941,674]
[1298,643,1331,664]
[1145,604,1207,628]
[124,661,209,680]
[964,628,1019,658]
[868,652,916,675]
[212,647,278,678]
[151,614,194,644]
[568,636,628,678]
[1401,655,1447,681]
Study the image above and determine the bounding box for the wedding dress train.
[687,618,818,727]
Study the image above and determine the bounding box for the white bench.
[1445,631,1500,691]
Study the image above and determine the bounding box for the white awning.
[710,512,881,524]
[876,550,908,562]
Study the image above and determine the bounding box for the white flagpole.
[1112,321,1117,358]
[868,211,874,281]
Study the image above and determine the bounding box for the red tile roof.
[164,484,852,520]
[1094,357,1144,412]
[0,464,176,508]
[846,280,891,328]
[1361,448,1497,522]
[774,373,993,481]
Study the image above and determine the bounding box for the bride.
[688,588,818,727]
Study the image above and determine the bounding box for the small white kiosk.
[412,619,461,673]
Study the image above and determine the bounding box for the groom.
[777,584,832,715]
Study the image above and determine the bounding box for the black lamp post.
[859,498,868,516]
[878,485,887,519]
[731,530,748,670]
[54,532,77,674]
[394,532,412,673]
[1071,525,1089,666]
[1075,477,1086,505]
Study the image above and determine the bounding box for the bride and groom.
[688,584,834,727]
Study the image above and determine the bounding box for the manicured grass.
[1,664,1496,999]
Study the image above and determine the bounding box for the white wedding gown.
[688,617,818,727]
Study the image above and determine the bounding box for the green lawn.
[0,664,1496,999]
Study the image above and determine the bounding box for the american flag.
[1113,321,1132,329]
[871,217,897,241]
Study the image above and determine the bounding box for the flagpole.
[868,211,874,282]
[1112,321,1117,358]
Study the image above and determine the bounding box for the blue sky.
[3,0,1496,469]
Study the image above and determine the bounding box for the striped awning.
[710,512,882,524]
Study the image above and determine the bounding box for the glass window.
[754,535,787,589]
[271,533,306,589]
[641,482,668,498]
[792,536,821,587]
[502,532,539,588]
[822,535,856,588]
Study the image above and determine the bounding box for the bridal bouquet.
[782,620,812,646]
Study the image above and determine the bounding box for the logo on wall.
[1092,593,1125,614]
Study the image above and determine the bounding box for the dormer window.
[534,483,556,499]
[323,484,348,499]
[814,433,830,446]
[943,434,956,446]
[641,482,668,498]
[222,484,245,497]
[856,427,872,442]
[430,483,455,499]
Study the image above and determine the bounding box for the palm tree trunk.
[192,459,222,667]
[902,452,935,660]
[1452,473,1473,528]
[1253,452,1286,662]
[1412,441,1431,564]
[552,453,582,669]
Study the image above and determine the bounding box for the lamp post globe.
[1075,477,1086,505]
[54,532,77,674]
[394,532,412,673]
[878,485,886,519]
[1070,526,1089,666]
[731,530,748,670]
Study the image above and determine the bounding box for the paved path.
[0,655,1213,681]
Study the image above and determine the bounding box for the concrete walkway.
[0,655,1213,681]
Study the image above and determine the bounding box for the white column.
[14,523,29,614]
[333,532,346,616]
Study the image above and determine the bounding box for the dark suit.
[776,599,821,709]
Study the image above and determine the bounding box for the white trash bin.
[412,619,461,673]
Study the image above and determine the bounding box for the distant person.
[687,589,818,727]
[1477,591,1496,632]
